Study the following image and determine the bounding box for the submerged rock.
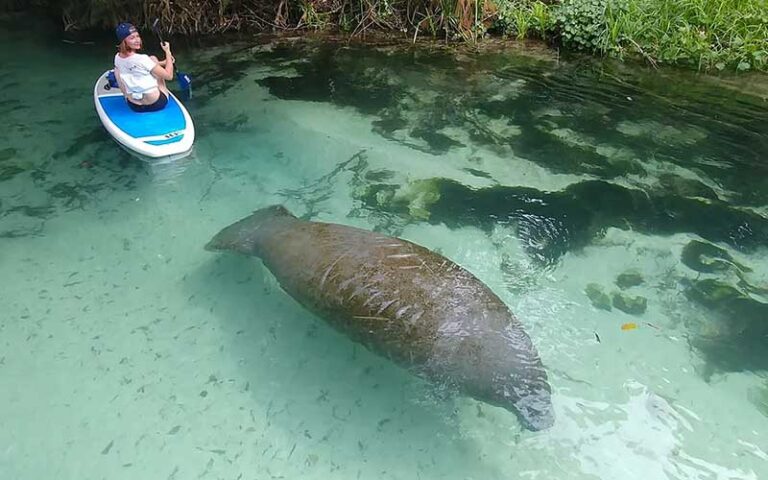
[612,291,648,315]
[585,283,612,311]
[616,270,644,289]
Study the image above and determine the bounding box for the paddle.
[151,18,192,99]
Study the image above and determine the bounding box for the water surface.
[1,14,768,480]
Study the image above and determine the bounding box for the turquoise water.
[2,14,768,479]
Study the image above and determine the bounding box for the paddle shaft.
[151,19,172,66]
[150,18,191,94]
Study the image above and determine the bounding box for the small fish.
[594,332,601,343]
[621,323,638,331]
[101,440,114,455]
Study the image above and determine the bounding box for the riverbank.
[4,0,767,73]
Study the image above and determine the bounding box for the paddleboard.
[93,70,194,161]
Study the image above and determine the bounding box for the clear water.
[2,14,768,480]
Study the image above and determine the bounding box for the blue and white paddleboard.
[94,70,194,161]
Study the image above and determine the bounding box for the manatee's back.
[256,219,515,368]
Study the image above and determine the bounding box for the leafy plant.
[553,0,617,52]
[494,0,552,39]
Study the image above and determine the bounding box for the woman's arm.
[151,42,175,81]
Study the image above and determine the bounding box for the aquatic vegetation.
[681,240,751,274]
[281,150,371,217]
[46,182,102,210]
[52,128,110,160]
[616,121,707,146]
[0,164,24,182]
[747,384,768,417]
[0,147,16,162]
[259,48,401,116]
[657,174,719,201]
[357,177,768,263]
[685,278,768,372]
[673,239,767,372]
[0,204,53,238]
[252,42,766,204]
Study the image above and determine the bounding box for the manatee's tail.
[205,205,297,255]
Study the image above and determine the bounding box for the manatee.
[206,205,553,430]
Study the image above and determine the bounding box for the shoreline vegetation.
[2,0,767,72]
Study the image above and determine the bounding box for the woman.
[113,22,174,113]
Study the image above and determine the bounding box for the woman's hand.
[160,41,174,63]
[155,41,175,81]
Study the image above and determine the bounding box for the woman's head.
[115,22,141,53]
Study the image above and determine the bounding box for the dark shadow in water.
[258,45,402,114]
[359,178,768,265]
[252,42,768,204]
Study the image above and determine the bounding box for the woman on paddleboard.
[113,22,174,113]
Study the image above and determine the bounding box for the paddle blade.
[177,71,192,98]
[106,70,119,88]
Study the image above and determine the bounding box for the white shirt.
[114,53,158,99]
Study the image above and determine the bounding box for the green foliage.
[3,0,766,72]
[602,0,768,72]
[552,0,617,51]
[494,0,553,39]
[550,0,768,72]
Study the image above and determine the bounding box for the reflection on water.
[1,13,768,480]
